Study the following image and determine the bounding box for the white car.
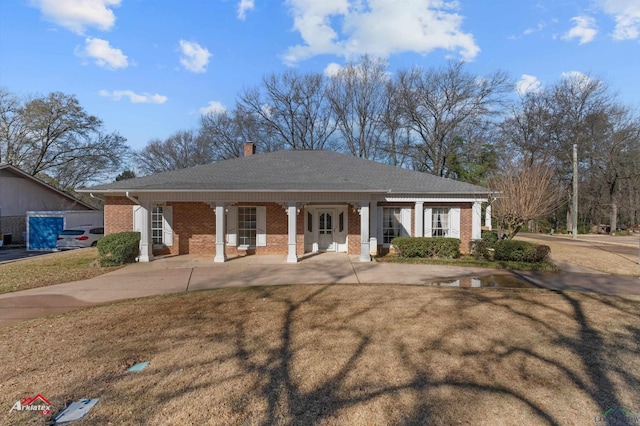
[56,226,104,250]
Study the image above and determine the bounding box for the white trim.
[106,191,488,204]
[256,206,266,247]
[425,207,460,239]
[214,203,226,262]
[287,203,298,263]
[449,207,461,239]
[400,208,411,237]
[472,202,482,240]
[378,206,412,247]
[304,205,348,253]
[163,206,173,247]
[414,201,424,237]
[359,202,371,262]
[424,207,432,237]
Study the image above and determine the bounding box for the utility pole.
[572,144,578,239]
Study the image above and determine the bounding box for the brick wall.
[104,196,135,235]
[347,207,361,255]
[374,202,473,255]
[169,202,215,255]
[103,198,474,258]
[227,202,304,257]
[459,203,472,254]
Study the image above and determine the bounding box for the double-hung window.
[151,206,164,244]
[432,208,450,237]
[238,207,257,247]
[382,207,402,244]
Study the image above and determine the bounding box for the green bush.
[97,231,141,266]
[391,237,460,259]
[470,239,491,260]
[481,230,499,248]
[494,240,550,263]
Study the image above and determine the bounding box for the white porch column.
[414,201,424,237]
[485,204,492,230]
[359,202,371,262]
[214,202,226,263]
[472,201,482,240]
[138,201,153,262]
[287,202,298,263]
[369,201,378,256]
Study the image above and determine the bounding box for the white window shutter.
[449,207,461,239]
[400,208,412,237]
[163,206,173,246]
[424,207,432,237]
[133,206,143,232]
[226,206,237,246]
[256,206,267,246]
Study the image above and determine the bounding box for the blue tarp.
[28,216,63,250]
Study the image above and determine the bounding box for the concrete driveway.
[1,252,639,328]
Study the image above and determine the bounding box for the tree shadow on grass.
[32,285,640,425]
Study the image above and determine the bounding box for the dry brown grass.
[516,235,640,276]
[1,285,638,425]
[0,248,121,295]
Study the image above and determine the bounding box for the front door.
[318,210,334,251]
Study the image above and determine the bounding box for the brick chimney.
[244,142,256,157]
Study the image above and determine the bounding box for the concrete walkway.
[1,252,639,328]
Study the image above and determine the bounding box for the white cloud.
[31,0,120,34]
[324,62,342,77]
[515,74,542,95]
[99,90,167,104]
[561,70,589,80]
[560,71,596,90]
[199,101,227,115]
[78,37,128,69]
[282,0,479,65]
[523,21,547,35]
[179,40,212,73]
[596,0,640,40]
[562,16,597,44]
[237,0,255,20]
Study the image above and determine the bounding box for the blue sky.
[1,0,639,151]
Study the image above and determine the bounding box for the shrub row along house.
[79,143,491,263]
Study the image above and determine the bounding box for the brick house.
[79,144,491,263]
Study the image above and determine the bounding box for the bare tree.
[498,91,556,166]
[326,55,389,159]
[199,107,282,160]
[581,105,640,233]
[378,79,413,166]
[238,70,336,150]
[0,89,129,189]
[136,129,213,175]
[397,62,511,177]
[490,162,564,239]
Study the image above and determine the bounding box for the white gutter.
[89,192,105,202]
[125,191,139,205]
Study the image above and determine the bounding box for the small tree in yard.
[491,162,563,239]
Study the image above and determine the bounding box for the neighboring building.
[79,144,491,263]
[0,163,95,243]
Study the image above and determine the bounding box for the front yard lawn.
[1,285,638,425]
[0,248,121,295]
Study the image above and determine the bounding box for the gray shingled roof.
[81,150,490,194]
